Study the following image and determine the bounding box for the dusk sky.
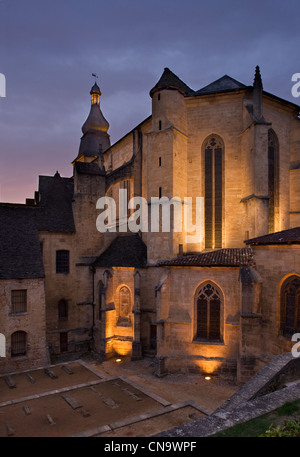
[0,0,300,203]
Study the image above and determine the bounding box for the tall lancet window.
[203,135,224,249]
[117,286,131,326]
[195,282,222,341]
[268,129,279,233]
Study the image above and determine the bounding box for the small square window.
[11,290,27,314]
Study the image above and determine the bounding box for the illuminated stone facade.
[1,69,300,382]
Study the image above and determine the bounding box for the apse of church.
[1,66,300,383]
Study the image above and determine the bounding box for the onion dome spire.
[75,79,111,162]
[81,81,109,135]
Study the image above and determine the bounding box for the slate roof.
[93,234,147,268]
[158,248,254,267]
[36,173,75,232]
[0,204,44,279]
[245,227,300,245]
[90,82,101,94]
[150,68,248,99]
[0,172,75,279]
[150,67,195,97]
[74,161,104,176]
[195,75,247,95]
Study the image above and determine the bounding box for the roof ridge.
[158,247,254,267]
[196,74,247,96]
[246,226,300,245]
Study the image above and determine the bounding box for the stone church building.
[1,66,300,383]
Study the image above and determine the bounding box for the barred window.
[56,250,69,274]
[11,331,27,357]
[11,290,27,314]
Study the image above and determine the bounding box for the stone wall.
[156,266,241,377]
[252,245,300,361]
[39,231,93,361]
[290,168,300,227]
[0,277,49,374]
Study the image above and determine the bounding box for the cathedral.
[1,66,300,383]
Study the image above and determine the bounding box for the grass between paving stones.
[210,400,300,437]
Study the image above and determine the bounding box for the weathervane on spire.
[92,73,98,82]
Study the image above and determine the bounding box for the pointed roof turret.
[91,81,101,94]
[75,82,111,162]
[150,67,194,97]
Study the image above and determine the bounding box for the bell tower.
[75,81,111,163]
[72,81,108,256]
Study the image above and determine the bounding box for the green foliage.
[259,420,300,437]
[211,400,300,437]
[275,400,300,416]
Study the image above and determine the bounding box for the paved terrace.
[0,358,232,437]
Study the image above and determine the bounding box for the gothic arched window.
[195,282,222,341]
[203,135,224,249]
[268,129,279,233]
[280,276,300,337]
[119,286,130,319]
[11,331,27,357]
